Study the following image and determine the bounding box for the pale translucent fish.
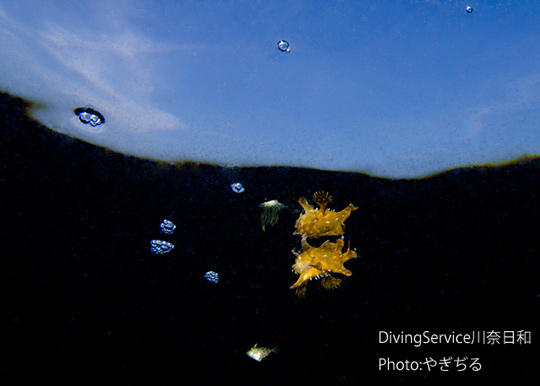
[246,344,278,362]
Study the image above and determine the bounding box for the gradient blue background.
[0,0,539,177]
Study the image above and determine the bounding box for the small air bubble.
[230,182,245,193]
[89,115,103,127]
[74,106,105,127]
[277,40,290,53]
[78,112,92,123]
[466,6,473,13]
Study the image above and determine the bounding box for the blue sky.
[0,0,539,177]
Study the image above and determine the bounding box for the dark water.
[1,92,538,385]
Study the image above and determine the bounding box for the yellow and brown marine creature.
[290,237,357,297]
[246,343,279,362]
[294,191,357,238]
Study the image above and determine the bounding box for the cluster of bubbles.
[74,106,105,127]
[150,220,221,284]
[150,239,174,254]
[204,271,220,284]
[150,219,176,254]
[160,219,176,234]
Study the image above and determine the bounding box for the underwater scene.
[1,92,538,384]
[1,1,540,384]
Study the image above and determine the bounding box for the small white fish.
[246,343,279,362]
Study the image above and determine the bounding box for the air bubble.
[150,240,174,254]
[277,40,290,53]
[466,6,473,13]
[204,271,219,283]
[78,112,93,123]
[73,106,105,127]
[89,115,102,127]
[230,182,245,193]
[160,219,176,234]
[74,106,105,127]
